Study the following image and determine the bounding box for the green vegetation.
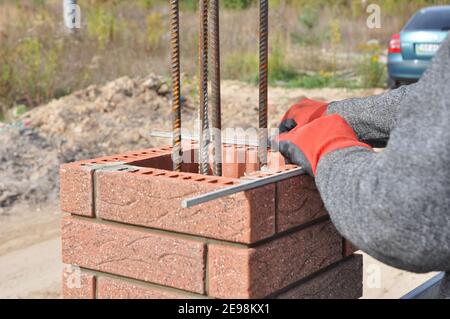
[13,104,28,117]
[0,35,60,108]
[87,6,118,49]
[357,42,387,88]
[169,0,255,11]
[224,41,359,89]
[146,12,165,50]
[223,0,254,9]
[0,0,449,118]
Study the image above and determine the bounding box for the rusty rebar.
[258,0,269,167]
[198,0,210,175]
[170,0,182,171]
[210,0,222,176]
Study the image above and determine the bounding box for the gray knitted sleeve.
[327,83,418,144]
[315,34,450,275]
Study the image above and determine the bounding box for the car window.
[404,9,450,31]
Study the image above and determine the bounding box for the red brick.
[97,277,192,299]
[343,239,359,257]
[276,254,363,299]
[235,146,248,178]
[122,145,200,172]
[267,151,285,170]
[95,169,276,244]
[245,146,260,173]
[277,175,328,232]
[208,221,343,298]
[93,147,174,166]
[222,147,281,176]
[59,146,178,217]
[220,144,255,178]
[222,144,243,178]
[60,163,94,217]
[61,216,206,294]
[180,147,200,173]
[62,265,96,299]
[128,153,173,171]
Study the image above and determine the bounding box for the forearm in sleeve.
[327,83,418,145]
[315,145,450,273]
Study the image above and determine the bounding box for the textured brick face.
[60,145,362,300]
[96,170,275,244]
[277,175,328,232]
[62,266,96,299]
[59,147,178,217]
[277,255,363,299]
[61,217,206,294]
[207,246,251,298]
[208,221,343,298]
[60,164,94,217]
[97,277,190,299]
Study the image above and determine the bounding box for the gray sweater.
[320,33,450,299]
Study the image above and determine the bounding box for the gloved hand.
[274,114,372,176]
[278,98,329,134]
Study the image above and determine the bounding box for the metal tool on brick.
[181,167,305,208]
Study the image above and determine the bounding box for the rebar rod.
[210,0,222,176]
[258,0,269,167]
[198,0,210,175]
[169,0,182,171]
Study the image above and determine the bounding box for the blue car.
[387,6,450,89]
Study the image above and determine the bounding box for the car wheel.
[387,76,399,90]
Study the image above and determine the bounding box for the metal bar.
[258,0,269,167]
[401,272,445,299]
[198,0,210,175]
[169,0,182,171]
[210,0,222,176]
[149,130,261,147]
[181,167,305,208]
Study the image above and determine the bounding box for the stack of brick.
[60,143,362,299]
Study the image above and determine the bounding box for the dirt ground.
[0,79,437,298]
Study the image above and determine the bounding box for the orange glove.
[278,98,328,134]
[275,114,372,176]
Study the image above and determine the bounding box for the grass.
[270,73,358,89]
[225,36,378,89]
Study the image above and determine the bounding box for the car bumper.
[387,53,430,81]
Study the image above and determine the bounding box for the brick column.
[60,144,362,299]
